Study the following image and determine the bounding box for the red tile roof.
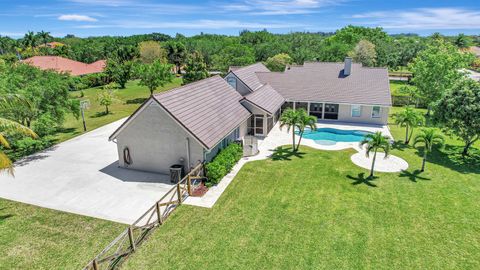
[23,56,106,76]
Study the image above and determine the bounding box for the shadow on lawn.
[0,214,14,223]
[270,146,305,161]
[415,146,480,175]
[347,173,378,187]
[399,169,430,182]
[392,140,409,152]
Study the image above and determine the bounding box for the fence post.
[187,175,192,196]
[92,259,99,270]
[176,183,182,204]
[156,202,162,225]
[128,227,136,251]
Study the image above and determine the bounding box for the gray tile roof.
[153,76,251,149]
[243,84,285,114]
[230,63,270,91]
[256,62,392,106]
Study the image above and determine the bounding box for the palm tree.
[360,132,391,178]
[394,107,423,144]
[37,30,51,46]
[279,108,300,151]
[413,128,444,172]
[295,109,317,151]
[0,117,37,175]
[22,31,37,49]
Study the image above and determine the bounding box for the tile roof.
[153,76,251,149]
[256,62,391,106]
[469,46,480,57]
[243,84,284,114]
[230,63,270,91]
[23,56,106,76]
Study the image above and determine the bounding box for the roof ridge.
[154,75,222,97]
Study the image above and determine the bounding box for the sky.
[1,0,480,38]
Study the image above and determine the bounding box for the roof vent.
[344,57,352,76]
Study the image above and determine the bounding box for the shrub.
[33,113,57,136]
[205,143,243,185]
[6,136,55,161]
[81,72,110,88]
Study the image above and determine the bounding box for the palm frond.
[0,117,37,139]
[0,151,14,176]
[0,133,10,148]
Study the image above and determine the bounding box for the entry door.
[254,115,264,136]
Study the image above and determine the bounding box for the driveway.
[0,119,174,224]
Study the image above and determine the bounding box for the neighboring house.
[23,56,106,76]
[110,58,391,174]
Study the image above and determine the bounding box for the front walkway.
[0,119,175,224]
[185,121,406,208]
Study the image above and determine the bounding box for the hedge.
[205,143,243,185]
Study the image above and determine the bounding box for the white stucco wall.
[337,104,389,125]
[115,101,205,174]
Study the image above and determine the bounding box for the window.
[351,105,361,117]
[226,77,237,89]
[372,106,381,118]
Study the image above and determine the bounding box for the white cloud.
[352,8,480,30]
[223,0,344,15]
[76,19,307,30]
[58,14,97,22]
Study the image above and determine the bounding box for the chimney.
[344,57,352,76]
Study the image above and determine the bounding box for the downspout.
[185,137,191,171]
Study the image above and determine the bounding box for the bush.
[33,113,58,136]
[6,136,55,161]
[205,143,243,185]
[81,72,110,88]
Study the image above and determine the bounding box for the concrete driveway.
[0,119,174,224]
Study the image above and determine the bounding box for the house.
[23,56,106,76]
[109,58,391,174]
[467,46,480,58]
[38,41,65,48]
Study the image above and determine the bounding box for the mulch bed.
[191,183,209,197]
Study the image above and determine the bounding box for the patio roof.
[243,84,284,115]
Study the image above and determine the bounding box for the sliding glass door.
[324,103,339,120]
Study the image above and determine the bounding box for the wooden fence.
[83,163,205,270]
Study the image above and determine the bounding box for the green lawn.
[55,78,183,142]
[124,110,480,269]
[0,199,124,269]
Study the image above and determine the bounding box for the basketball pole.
[81,105,87,132]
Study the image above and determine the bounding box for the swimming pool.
[297,128,371,145]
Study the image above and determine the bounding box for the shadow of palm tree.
[347,173,378,187]
[392,140,410,151]
[270,146,306,161]
[399,169,430,182]
[0,214,13,223]
[414,146,480,175]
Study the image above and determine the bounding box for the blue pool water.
[297,128,371,145]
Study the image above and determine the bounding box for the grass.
[54,78,183,142]
[0,199,124,269]
[390,80,415,96]
[123,109,480,269]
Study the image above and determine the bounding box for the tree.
[433,79,480,156]
[96,87,116,114]
[22,31,37,49]
[394,107,424,144]
[137,60,174,95]
[0,94,38,127]
[37,30,52,46]
[265,53,293,72]
[0,117,37,175]
[349,40,377,67]
[413,128,444,172]
[454,34,473,49]
[138,41,167,64]
[183,51,209,84]
[279,108,300,151]
[105,59,133,89]
[409,40,474,115]
[163,41,186,74]
[294,109,317,151]
[212,44,255,72]
[360,132,391,178]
